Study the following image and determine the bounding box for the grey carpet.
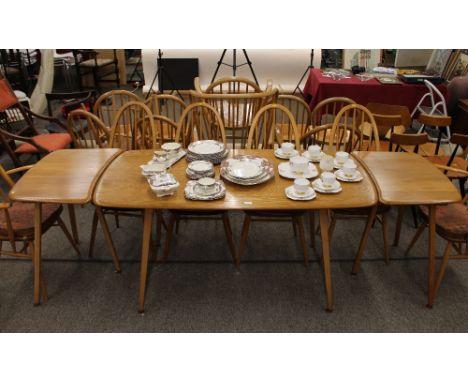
[1,204,468,332]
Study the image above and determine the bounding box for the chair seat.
[0,202,62,239]
[420,203,468,242]
[79,58,114,67]
[425,156,468,179]
[15,133,72,154]
[333,204,391,216]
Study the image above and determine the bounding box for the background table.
[9,148,122,305]
[303,68,448,111]
[94,149,378,313]
[353,151,461,307]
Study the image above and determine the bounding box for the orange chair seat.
[426,156,468,179]
[0,202,63,239]
[420,203,468,242]
[15,133,72,154]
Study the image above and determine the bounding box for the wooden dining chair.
[424,133,468,197]
[66,109,110,148]
[277,94,312,139]
[416,113,452,156]
[203,76,262,94]
[190,88,278,149]
[404,192,468,304]
[238,104,309,268]
[163,102,236,265]
[72,49,120,91]
[93,89,140,129]
[0,163,80,303]
[301,97,355,150]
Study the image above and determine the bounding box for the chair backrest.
[145,94,186,124]
[153,115,179,146]
[389,133,429,153]
[109,101,157,150]
[46,90,96,117]
[93,89,140,127]
[417,113,452,128]
[204,76,262,94]
[67,109,110,148]
[277,95,311,137]
[190,88,278,149]
[246,104,300,150]
[174,102,226,148]
[329,104,380,153]
[366,102,411,138]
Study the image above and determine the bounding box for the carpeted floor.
[1,204,468,333]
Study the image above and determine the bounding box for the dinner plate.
[274,148,299,160]
[285,186,316,201]
[188,140,225,155]
[334,169,363,182]
[278,162,318,179]
[312,179,342,194]
[188,160,213,173]
[161,142,181,151]
[228,162,262,179]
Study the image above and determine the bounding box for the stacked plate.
[186,140,229,165]
[184,180,226,201]
[220,155,274,186]
[186,160,215,180]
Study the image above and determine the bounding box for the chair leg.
[433,241,452,299]
[393,206,404,246]
[67,205,79,244]
[237,214,251,268]
[308,211,315,249]
[459,178,466,198]
[404,223,427,256]
[95,206,121,272]
[351,205,378,275]
[411,206,419,228]
[292,217,297,236]
[295,216,309,268]
[175,216,180,234]
[56,216,80,256]
[162,213,176,262]
[88,209,98,258]
[222,212,237,267]
[114,212,120,228]
[328,213,337,241]
[381,213,389,264]
[155,210,163,247]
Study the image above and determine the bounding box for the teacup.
[197,177,216,195]
[281,142,295,155]
[153,150,168,162]
[290,156,309,175]
[294,178,310,195]
[308,144,321,159]
[335,151,349,165]
[343,159,357,178]
[162,142,181,158]
[319,154,334,172]
[321,172,336,188]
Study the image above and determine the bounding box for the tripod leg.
[211,49,227,83]
[242,50,259,86]
[293,67,312,97]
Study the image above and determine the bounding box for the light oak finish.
[145,94,186,124]
[8,149,122,305]
[93,89,140,128]
[67,109,110,148]
[204,76,262,94]
[278,95,312,138]
[353,151,461,307]
[93,149,378,312]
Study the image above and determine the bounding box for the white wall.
[142,49,322,93]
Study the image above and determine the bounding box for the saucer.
[333,159,348,169]
[334,169,363,182]
[312,179,342,194]
[302,151,323,163]
[275,148,299,160]
[285,186,316,201]
[278,162,318,179]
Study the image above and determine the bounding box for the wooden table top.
[353,151,461,205]
[93,149,377,210]
[9,149,122,204]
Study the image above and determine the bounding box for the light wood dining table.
[93,149,378,313]
[8,148,122,305]
[353,151,462,307]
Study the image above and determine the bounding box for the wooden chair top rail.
[353,151,461,206]
[93,149,377,210]
[188,88,278,100]
[9,149,122,204]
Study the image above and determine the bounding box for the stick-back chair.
[203,76,262,94]
[277,94,311,139]
[0,163,79,303]
[93,89,140,128]
[67,109,110,148]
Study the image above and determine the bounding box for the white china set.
[220,155,275,186]
[186,140,228,164]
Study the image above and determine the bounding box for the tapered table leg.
[319,209,333,312]
[427,204,436,308]
[67,204,79,244]
[138,208,154,313]
[351,205,378,274]
[34,203,42,306]
[95,206,121,272]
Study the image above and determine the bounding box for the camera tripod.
[145,49,183,100]
[293,49,315,96]
[211,49,259,86]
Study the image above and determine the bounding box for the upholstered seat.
[0,202,63,239]
[14,132,72,154]
[419,203,468,242]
